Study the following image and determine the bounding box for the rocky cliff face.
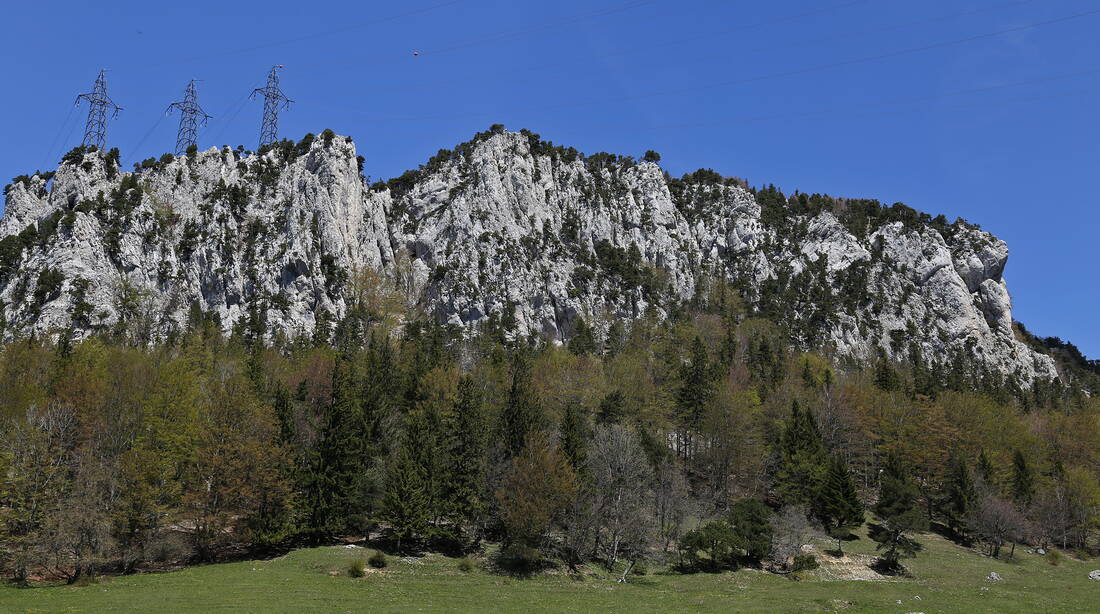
[0,128,1058,383]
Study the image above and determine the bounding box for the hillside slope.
[0,128,1057,383]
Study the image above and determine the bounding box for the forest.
[0,272,1097,584]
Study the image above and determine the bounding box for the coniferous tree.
[1011,450,1034,505]
[940,449,975,539]
[870,453,927,572]
[976,449,995,486]
[382,445,429,553]
[596,390,627,425]
[568,316,597,356]
[675,337,715,456]
[300,359,362,540]
[816,455,863,553]
[443,377,487,539]
[500,352,543,459]
[774,401,827,507]
[559,403,589,473]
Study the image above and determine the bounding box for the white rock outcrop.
[0,130,1057,383]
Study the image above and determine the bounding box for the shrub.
[631,561,648,576]
[791,554,819,572]
[1045,550,1062,566]
[348,558,367,577]
[497,543,542,575]
[457,557,475,573]
[368,551,387,569]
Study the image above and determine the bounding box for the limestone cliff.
[0,128,1058,384]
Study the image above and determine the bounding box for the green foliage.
[568,316,597,356]
[774,401,826,507]
[368,551,387,568]
[815,455,862,552]
[499,354,543,459]
[642,150,661,163]
[348,558,367,577]
[791,554,819,572]
[679,498,773,571]
[1011,450,1034,505]
[871,453,927,572]
[939,449,975,537]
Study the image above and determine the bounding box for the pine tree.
[559,403,589,473]
[382,445,429,553]
[774,401,827,507]
[300,358,363,540]
[976,449,995,486]
[500,353,543,459]
[816,455,863,553]
[568,316,597,355]
[1011,450,1034,505]
[596,390,626,425]
[443,377,487,539]
[675,337,715,455]
[940,449,974,538]
[870,453,927,572]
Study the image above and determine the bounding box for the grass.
[1,528,1097,613]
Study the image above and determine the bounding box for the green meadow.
[3,527,1097,614]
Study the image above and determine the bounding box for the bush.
[1045,550,1062,566]
[631,561,648,576]
[368,551,387,569]
[348,558,367,577]
[791,554,819,572]
[457,557,475,573]
[497,543,543,575]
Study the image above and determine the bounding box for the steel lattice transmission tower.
[251,65,292,148]
[75,70,122,150]
[166,80,212,156]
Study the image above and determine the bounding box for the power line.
[40,103,78,171]
[297,0,663,70]
[650,66,1100,131]
[357,6,1100,123]
[141,0,471,70]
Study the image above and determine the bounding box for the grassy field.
[2,526,1098,613]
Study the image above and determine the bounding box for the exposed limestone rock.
[0,129,1057,384]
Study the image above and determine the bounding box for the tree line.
[0,279,1097,583]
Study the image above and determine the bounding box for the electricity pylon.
[251,65,292,148]
[167,80,212,156]
[75,70,122,150]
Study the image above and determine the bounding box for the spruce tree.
[382,445,429,553]
[443,377,487,538]
[568,316,597,355]
[870,453,927,572]
[675,337,715,454]
[976,449,995,486]
[300,358,363,540]
[559,403,589,473]
[774,400,827,507]
[1011,450,1034,505]
[596,390,626,425]
[940,449,974,538]
[500,353,543,459]
[816,455,863,553]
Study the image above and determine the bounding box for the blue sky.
[2,0,1097,357]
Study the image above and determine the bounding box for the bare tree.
[968,493,1028,558]
[587,425,653,577]
[0,404,76,582]
[653,458,689,552]
[769,505,813,570]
